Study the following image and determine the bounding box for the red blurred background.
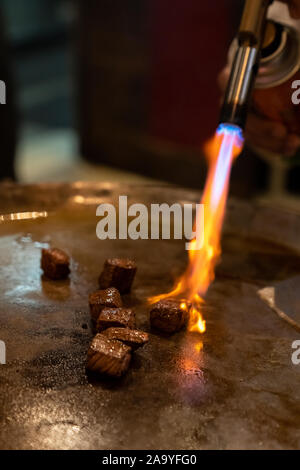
[150,0,233,147]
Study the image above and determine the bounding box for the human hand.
[280,0,300,19]
[218,67,300,156]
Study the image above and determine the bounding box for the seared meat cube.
[98,258,137,294]
[87,333,131,377]
[89,287,122,322]
[41,248,70,280]
[150,299,190,333]
[103,327,149,350]
[96,307,135,332]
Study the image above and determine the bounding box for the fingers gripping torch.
[220,0,273,130]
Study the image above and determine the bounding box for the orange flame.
[149,124,244,333]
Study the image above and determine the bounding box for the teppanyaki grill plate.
[0,182,299,450]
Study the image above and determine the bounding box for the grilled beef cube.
[98,258,137,294]
[103,327,149,350]
[150,299,190,333]
[89,287,122,322]
[87,333,131,377]
[41,248,70,280]
[96,307,135,332]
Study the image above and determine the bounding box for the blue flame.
[217,123,244,141]
[210,124,244,209]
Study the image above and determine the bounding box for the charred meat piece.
[89,287,122,321]
[150,299,190,333]
[96,307,135,332]
[103,327,149,350]
[41,248,70,280]
[98,258,137,294]
[87,333,131,377]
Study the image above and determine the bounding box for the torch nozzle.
[219,44,259,129]
[219,0,273,129]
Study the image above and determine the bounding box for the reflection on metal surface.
[71,181,114,190]
[175,335,207,406]
[71,195,105,205]
[194,341,203,353]
[0,211,48,222]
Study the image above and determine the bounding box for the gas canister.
[252,20,300,135]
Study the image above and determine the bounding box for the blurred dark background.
[0,0,299,203]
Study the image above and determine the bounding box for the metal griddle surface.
[0,182,300,450]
